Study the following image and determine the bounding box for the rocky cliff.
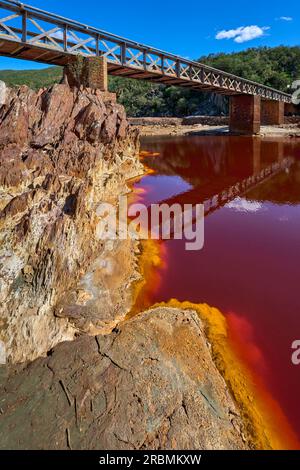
[0,81,260,451]
[0,82,143,364]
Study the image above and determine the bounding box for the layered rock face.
[0,307,249,450]
[0,82,142,364]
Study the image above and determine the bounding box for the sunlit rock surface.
[0,83,142,363]
[0,307,249,450]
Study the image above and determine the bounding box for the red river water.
[132,135,300,447]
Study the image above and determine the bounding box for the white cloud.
[216,25,270,43]
[279,16,293,21]
[226,197,263,212]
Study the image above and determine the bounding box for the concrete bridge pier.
[229,95,261,135]
[64,56,108,91]
[261,99,284,125]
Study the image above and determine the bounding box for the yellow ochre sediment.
[149,299,300,450]
[128,233,299,448]
[127,152,299,450]
[128,239,165,317]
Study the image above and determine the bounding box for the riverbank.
[0,305,252,450]
[128,237,300,450]
[129,116,300,138]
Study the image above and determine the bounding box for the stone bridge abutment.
[64,56,108,92]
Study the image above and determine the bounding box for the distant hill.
[0,46,299,116]
[0,67,62,90]
[200,46,300,92]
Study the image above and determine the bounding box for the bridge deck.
[0,0,292,103]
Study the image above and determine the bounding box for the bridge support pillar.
[64,56,108,91]
[285,103,299,116]
[261,99,284,125]
[229,95,261,135]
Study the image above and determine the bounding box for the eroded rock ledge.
[0,307,249,450]
[0,83,143,364]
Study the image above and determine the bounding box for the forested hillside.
[0,67,62,90]
[200,46,300,92]
[0,46,299,116]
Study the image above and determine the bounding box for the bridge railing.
[0,0,292,102]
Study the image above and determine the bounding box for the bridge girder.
[0,0,292,104]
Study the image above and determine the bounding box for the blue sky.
[0,0,299,69]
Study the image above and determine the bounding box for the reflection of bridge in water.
[141,138,295,218]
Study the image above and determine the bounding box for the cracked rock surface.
[0,307,249,450]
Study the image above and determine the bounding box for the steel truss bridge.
[0,0,292,103]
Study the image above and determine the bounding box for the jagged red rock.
[0,83,142,363]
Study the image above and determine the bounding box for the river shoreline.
[129,238,299,449]
[129,116,300,138]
